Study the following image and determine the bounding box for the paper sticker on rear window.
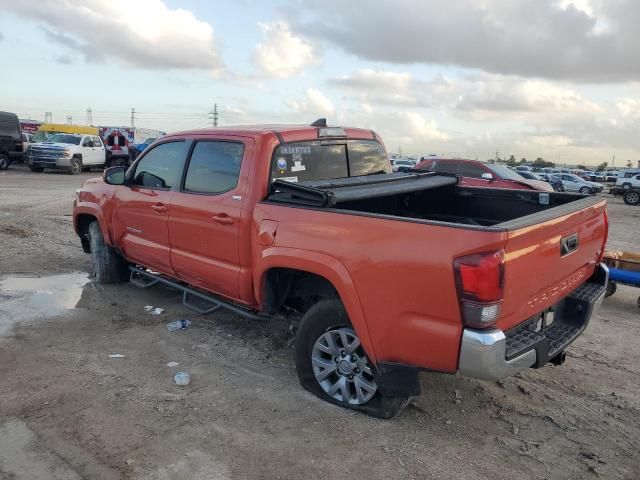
[276,176,298,183]
[281,145,311,155]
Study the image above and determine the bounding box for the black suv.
[0,111,23,170]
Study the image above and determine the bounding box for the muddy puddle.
[0,272,90,337]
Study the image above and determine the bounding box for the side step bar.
[129,266,270,322]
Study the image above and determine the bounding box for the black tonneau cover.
[269,172,458,207]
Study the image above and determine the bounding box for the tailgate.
[498,198,607,331]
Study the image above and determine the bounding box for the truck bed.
[268,172,602,229]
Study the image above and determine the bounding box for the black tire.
[69,157,83,175]
[29,166,44,172]
[88,221,129,283]
[624,190,640,205]
[605,281,617,298]
[0,154,9,170]
[579,186,591,194]
[622,182,632,190]
[70,157,82,175]
[295,298,409,419]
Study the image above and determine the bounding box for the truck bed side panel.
[253,203,508,373]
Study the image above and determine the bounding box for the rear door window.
[457,162,486,178]
[0,113,19,138]
[183,141,244,194]
[430,160,459,174]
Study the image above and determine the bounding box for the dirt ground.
[1,165,639,480]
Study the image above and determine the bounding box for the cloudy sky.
[0,0,639,165]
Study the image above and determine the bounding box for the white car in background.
[552,173,604,194]
[616,173,640,190]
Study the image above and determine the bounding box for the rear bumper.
[458,264,608,381]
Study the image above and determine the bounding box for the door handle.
[212,214,234,225]
[151,203,168,214]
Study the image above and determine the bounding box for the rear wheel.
[579,186,591,194]
[624,190,640,205]
[295,299,409,418]
[88,221,129,283]
[0,154,9,170]
[70,157,82,175]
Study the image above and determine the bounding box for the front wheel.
[295,299,409,418]
[70,157,82,175]
[624,190,640,205]
[88,221,129,283]
[0,154,9,170]
[579,186,592,194]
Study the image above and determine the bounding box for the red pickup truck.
[73,121,609,418]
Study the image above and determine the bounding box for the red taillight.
[454,250,505,329]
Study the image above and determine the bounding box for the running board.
[129,266,269,321]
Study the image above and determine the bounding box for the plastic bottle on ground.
[166,319,191,332]
[174,372,191,386]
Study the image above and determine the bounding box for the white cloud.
[331,69,601,119]
[0,0,222,70]
[616,98,640,119]
[287,0,640,82]
[253,21,318,78]
[289,88,335,115]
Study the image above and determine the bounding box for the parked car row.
[0,110,165,174]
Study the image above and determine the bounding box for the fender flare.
[254,247,378,364]
[74,203,113,246]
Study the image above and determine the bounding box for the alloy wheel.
[311,327,377,405]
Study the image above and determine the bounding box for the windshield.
[32,131,55,143]
[487,164,527,181]
[46,134,81,145]
[271,139,390,183]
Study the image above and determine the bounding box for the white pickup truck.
[26,133,106,174]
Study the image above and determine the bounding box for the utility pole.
[86,107,93,126]
[45,112,52,123]
[612,154,615,167]
[496,150,500,162]
[208,104,219,127]
[131,107,136,127]
[66,115,73,125]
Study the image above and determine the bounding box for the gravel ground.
[0,165,639,479]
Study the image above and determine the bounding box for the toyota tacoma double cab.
[73,121,609,418]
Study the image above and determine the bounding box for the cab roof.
[164,122,379,144]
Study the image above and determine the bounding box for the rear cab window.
[270,139,390,184]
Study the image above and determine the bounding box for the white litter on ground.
[166,362,179,368]
[150,307,165,315]
[108,354,125,358]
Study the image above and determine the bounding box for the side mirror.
[481,172,494,181]
[103,166,126,185]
